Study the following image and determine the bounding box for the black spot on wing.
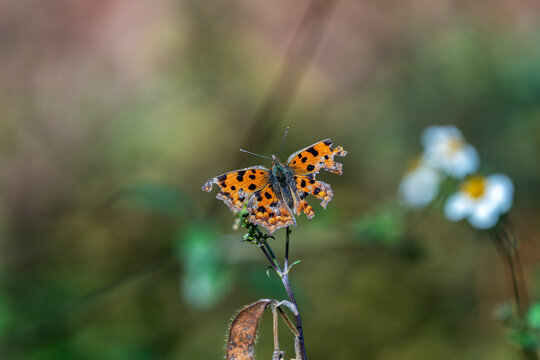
[231,185,236,190]
[217,174,227,182]
[301,157,307,163]
[300,180,306,188]
[314,188,321,195]
[307,165,315,171]
[323,139,332,146]
[236,170,246,182]
[306,147,318,157]
[264,191,272,199]
[251,169,256,174]
[249,174,256,179]
[258,206,266,213]
[248,184,256,190]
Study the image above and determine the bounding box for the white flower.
[444,174,514,229]
[398,159,441,209]
[422,125,479,178]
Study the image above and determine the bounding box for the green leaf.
[527,303,540,329]
[288,260,302,269]
[508,329,539,351]
[176,225,232,308]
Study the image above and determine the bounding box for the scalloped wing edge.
[201,166,269,213]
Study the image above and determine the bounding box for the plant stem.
[489,222,537,360]
[491,228,524,316]
[259,242,280,272]
[281,270,307,360]
[260,228,307,360]
[283,227,307,360]
[501,217,530,311]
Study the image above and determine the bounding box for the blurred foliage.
[0,0,539,359]
[117,184,192,218]
[354,202,406,246]
[176,225,231,309]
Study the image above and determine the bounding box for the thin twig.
[501,217,530,310]
[272,305,280,353]
[490,228,523,316]
[488,224,537,360]
[258,228,307,360]
[285,227,291,270]
[277,307,300,337]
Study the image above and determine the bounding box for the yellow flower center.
[461,176,486,199]
[446,137,464,155]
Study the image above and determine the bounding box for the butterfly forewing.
[202,166,270,213]
[286,139,347,175]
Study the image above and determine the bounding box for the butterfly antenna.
[277,126,290,157]
[239,149,272,160]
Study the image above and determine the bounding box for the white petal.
[444,193,472,221]
[422,125,462,150]
[451,145,479,178]
[399,166,441,208]
[486,174,514,213]
[468,204,499,229]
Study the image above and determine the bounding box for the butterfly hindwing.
[294,173,334,208]
[286,139,347,175]
[202,166,270,213]
[246,183,295,234]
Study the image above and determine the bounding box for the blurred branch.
[237,0,339,159]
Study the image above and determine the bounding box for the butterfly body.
[203,139,347,233]
[268,155,296,210]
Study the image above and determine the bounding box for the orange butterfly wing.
[246,183,295,234]
[286,139,347,175]
[294,174,333,208]
[202,166,270,213]
[287,139,347,212]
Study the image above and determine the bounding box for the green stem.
[259,228,307,360]
[489,223,537,360]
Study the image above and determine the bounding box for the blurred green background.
[1,0,540,359]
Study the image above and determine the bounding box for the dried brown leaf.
[226,299,273,360]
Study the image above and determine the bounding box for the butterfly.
[202,139,347,233]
